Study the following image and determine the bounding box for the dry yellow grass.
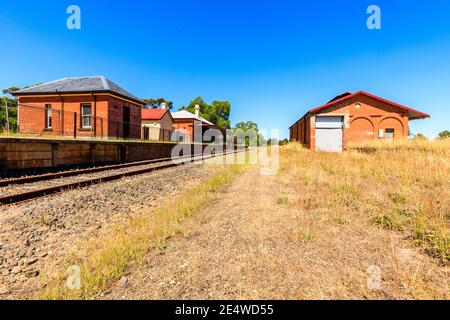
[34,142,449,300]
[269,140,449,299]
[96,141,448,300]
[279,140,450,264]
[39,164,244,300]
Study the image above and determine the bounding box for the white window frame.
[45,104,52,129]
[81,103,92,129]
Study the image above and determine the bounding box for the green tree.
[234,121,264,146]
[143,98,173,110]
[235,121,258,131]
[209,100,231,129]
[438,130,450,139]
[1,85,39,134]
[2,87,20,94]
[179,97,231,129]
[179,96,208,114]
[0,96,18,133]
[414,133,428,141]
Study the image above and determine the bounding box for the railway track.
[0,151,239,206]
[0,157,178,187]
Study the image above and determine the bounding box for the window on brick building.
[45,104,52,129]
[81,104,92,128]
[385,128,395,140]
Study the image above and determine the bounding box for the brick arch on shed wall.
[378,117,406,138]
[348,117,375,143]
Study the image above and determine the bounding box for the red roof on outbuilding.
[141,108,170,120]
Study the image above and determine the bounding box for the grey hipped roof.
[13,76,144,104]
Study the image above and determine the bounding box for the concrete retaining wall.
[0,138,215,170]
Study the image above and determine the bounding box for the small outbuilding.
[289,91,430,152]
[141,107,174,141]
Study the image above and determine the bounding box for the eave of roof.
[13,90,146,106]
[11,76,146,106]
[173,118,214,126]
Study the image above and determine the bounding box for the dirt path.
[105,166,449,300]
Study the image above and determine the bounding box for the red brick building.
[12,76,145,139]
[171,108,224,142]
[141,107,174,141]
[290,91,430,152]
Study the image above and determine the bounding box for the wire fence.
[0,102,179,142]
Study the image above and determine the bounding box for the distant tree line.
[143,98,174,110]
[179,96,231,129]
[438,130,450,139]
[410,131,450,141]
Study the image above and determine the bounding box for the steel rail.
[0,154,204,187]
[0,151,241,206]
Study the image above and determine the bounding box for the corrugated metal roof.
[171,110,214,126]
[142,108,170,120]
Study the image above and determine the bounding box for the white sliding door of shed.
[315,116,343,152]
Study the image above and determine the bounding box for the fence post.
[5,99,10,135]
[74,112,77,139]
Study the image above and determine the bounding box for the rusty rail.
[0,151,241,206]
[0,154,198,187]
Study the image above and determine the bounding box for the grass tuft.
[300,228,315,241]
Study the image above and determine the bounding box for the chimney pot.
[161,102,167,110]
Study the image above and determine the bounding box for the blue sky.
[1,0,449,138]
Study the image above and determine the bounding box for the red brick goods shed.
[12,76,145,139]
[289,91,430,152]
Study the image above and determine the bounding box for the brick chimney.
[195,104,200,117]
